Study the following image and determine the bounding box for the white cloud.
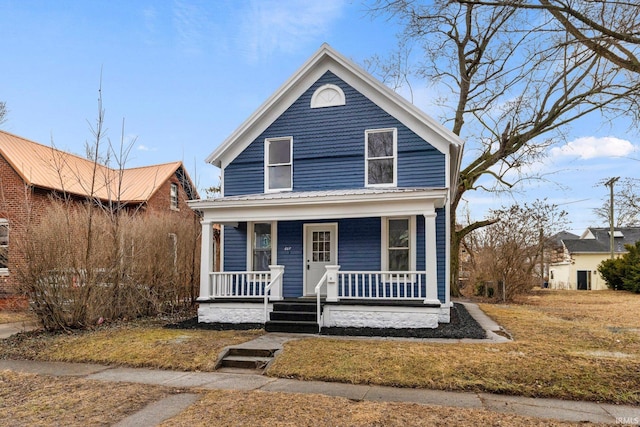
[237,0,347,63]
[137,144,156,152]
[550,136,636,160]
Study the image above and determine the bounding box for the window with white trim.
[170,183,179,209]
[365,128,397,186]
[382,217,415,272]
[0,219,8,273]
[265,137,293,192]
[248,222,275,271]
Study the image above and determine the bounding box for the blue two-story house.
[189,44,463,334]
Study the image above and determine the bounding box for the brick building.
[0,130,200,297]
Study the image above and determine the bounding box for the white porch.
[189,188,452,330]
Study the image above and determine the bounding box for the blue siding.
[223,224,247,272]
[436,208,446,301]
[224,72,445,196]
[277,221,304,297]
[416,215,425,271]
[337,218,381,271]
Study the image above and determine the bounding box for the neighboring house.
[549,227,640,290]
[0,129,199,297]
[189,44,463,333]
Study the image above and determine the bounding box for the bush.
[15,201,200,330]
[598,241,640,293]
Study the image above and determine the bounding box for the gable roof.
[206,43,463,189]
[563,227,640,254]
[0,130,197,203]
[551,231,579,246]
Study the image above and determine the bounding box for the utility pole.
[604,177,620,259]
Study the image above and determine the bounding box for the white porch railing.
[337,271,428,300]
[264,266,284,322]
[314,271,329,331]
[314,267,430,330]
[206,271,271,298]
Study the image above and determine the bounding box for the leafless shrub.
[14,199,199,331]
[462,199,569,301]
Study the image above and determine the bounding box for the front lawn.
[267,290,640,405]
[1,290,638,405]
[0,320,263,371]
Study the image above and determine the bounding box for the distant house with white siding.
[549,227,640,290]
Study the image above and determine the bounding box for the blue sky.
[1,0,638,234]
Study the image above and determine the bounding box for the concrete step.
[265,320,319,334]
[217,347,280,371]
[220,355,273,370]
[272,302,318,313]
[269,311,317,322]
[226,347,277,358]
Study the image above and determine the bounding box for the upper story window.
[366,128,397,187]
[170,183,179,210]
[310,84,346,108]
[0,219,8,274]
[265,137,293,192]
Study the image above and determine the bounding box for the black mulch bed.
[321,303,486,339]
[165,319,263,331]
[165,303,487,339]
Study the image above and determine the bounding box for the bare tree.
[0,101,7,126]
[15,86,200,330]
[593,177,640,226]
[371,0,640,295]
[465,199,569,300]
[458,0,640,74]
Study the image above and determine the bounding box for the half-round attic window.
[310,84,345,108]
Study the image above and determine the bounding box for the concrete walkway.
[0,321,37,339]
[0,358,637,425]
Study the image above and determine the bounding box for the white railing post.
[325,265,340,302]
[268,265,284,301]
[197,220,214,301]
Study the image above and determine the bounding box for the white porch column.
[268,265,284,301]
[325,265,341,302]
[197,220,214,301]
[424,212,440,304]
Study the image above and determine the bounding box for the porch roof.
[188,187,448,223]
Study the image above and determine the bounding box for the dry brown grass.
[160,389,597,427]
[0,322,263,371]
[0,370,174,426]
[35,326,264,371]
[267,290,640,405]
[0,371,596,426]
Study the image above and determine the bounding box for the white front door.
[304,223,337,296]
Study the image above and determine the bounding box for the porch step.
[266,300,320,333]
[269,311,316,322]
[272,301,319,312]
[217,347,278,371]
[265,320,319,334]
